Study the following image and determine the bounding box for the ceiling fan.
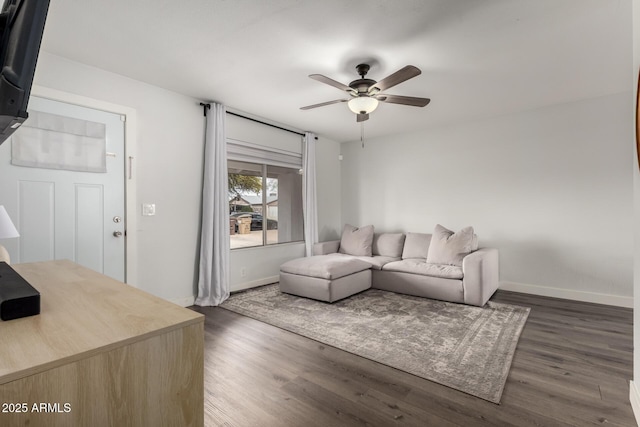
[300,63,430,122]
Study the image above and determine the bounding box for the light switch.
[142,203,156,216]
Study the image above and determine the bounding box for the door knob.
[113,231,123,237]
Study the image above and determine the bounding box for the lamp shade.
[348,96,379,114]
[0,206,19,239]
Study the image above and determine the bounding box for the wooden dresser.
[0,260,204,426]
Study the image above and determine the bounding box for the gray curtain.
[302,132,318,256]
[196,103,230,306]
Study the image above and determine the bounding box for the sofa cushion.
[313,240,341,255]
[372,233,406,258]
[280,254,371,280]
[426,224,476,267]
[382,259,464,280]
[338,224,374,256]
[352,255,400,270]
[401,232,432,259]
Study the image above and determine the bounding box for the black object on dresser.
[0,262,40,321]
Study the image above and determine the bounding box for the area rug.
[220,284,530,403]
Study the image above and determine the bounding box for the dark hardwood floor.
[191,290,635,426]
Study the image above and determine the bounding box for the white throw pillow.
[338,224,375,257]
[426,224,476,267]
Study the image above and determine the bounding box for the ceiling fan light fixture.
[302,64,428,120]
[348,96,379,114]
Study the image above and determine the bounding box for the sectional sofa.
[279,224,499,307]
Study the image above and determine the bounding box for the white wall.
[33,52,205,305]
[341,92,634,306]
[229,243,304,291]
[32,53,344,301]
[316,135,343,242]
[631,0,640,421]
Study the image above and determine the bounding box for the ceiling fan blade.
[377,94,431,107]
[370,65,421,93]
[309,74,354,93]
[357,113,369,122]
[300,99,348,110]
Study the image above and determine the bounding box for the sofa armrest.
[313,240,340,255]
[462,248,499,307]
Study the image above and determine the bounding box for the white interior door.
[0,96,126,281]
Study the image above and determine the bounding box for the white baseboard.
[168,295,196,307]
[176,280,633,308]
[499,281,633,308]
[168,276,279,307]
[231,275,279,292]
[630,381,640,426]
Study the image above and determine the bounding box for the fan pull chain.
[361,122,365,148]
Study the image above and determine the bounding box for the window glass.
[265,165,303,245]
[228,160,303,249]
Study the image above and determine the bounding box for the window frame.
[229,160,304,250]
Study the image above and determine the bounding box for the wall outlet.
[240,268,246,278]
[142,203,156,216]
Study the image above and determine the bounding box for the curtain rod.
[199,103,317,140]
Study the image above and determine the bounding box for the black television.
[0,0,50,146]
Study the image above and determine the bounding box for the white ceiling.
[40,0,630,142]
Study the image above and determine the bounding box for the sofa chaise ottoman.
[279,254,372,302]
[279,224,499,307]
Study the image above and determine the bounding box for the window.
[229,160,303,249]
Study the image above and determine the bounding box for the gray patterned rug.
[220,284,529,403]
